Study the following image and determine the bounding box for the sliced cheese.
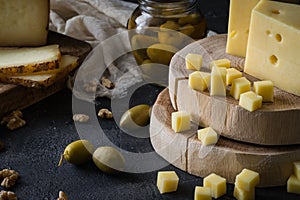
[210,66,226,97]
[0,0,49,46]
[244,0,300,96]
[0,55,78,88]
[0,44,61,75]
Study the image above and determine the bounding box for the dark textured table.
[1,1,299,199]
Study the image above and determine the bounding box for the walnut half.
[1,110,26,131]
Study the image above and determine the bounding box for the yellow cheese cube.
[226,68,243,85]
[210,66,227,97]
[226,0,260,57]
[197,127,218,146]
[239,91,262,112]
[157,171,179,194]
[189,71,211,92]
[194,186,212,200]
[253,80,274,102]
[233,186,255,200]
[244,0,300,96]
[171,111,191,133]
[235,169,260,192]
[287,174,300,195]
[230,77,251,100]
[293,161,300,180]
[203,173,227,198]
[209,58,231,69]
[186,53,203,71]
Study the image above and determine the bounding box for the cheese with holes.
[189,71,210,92]
[171,111,191,132]
[244,0,300,96]
[210,66,227,96]
[157,171,179,194]
[0,0,50,46]
[226,0,260,57]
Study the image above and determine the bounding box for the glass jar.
[127,0,207,66]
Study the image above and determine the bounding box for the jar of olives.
[127,0,207,84]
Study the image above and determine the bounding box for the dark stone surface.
[0,1,299,199]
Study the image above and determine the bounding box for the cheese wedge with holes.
[0,0,49,46]
[244,0,300,96]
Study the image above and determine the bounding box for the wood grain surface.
[168,34,300,145]
[150,88,300,187]
[0,31,92,118]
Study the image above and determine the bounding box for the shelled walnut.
[0,190,17,200]
[98,108,113,119]
[0,110,26,130]
[101,76,115,89]
[57,191,68,200]
[0,169,19,189]
[83,80,98,93]
[73,114,89,123]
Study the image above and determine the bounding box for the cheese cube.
[226,0,260,57]
[230,77,251,100]
[194,186,212,200]
[171,111,191,132]
[287,175,300,195]
[157,171,179,194]
[244,0,300,96]
[239,91,263,112]
[210,66,227,97]
[197,127,218,146]
[186,53,203,70]
[189,71,211,92]
[233,186,255,200]
[293,161,300,180]
[235,169,260,192]
[253,80,274,102]
[226,68,243,85]
[203,173,227,198]
[0,0,49,46]
[209,59,231,69]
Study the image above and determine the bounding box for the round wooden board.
[168,34,300,145]
[150,88,300,187]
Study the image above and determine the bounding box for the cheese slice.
[244,0,300,96]
[0,0,49,46]
[0,55,78,88]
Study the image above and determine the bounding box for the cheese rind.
[235,169,260,192]
[171,111,191,133]
[188,71,210,92]
[157,171,179,194]
[0,0,49,46]
[253,80,274,102]
[194,186,212,200]
[230,77,251,100]
[244,0,300,96]
[186,53,203,71]
[203,173,226,198]
[197,127,218,146]
[210,66,227,97]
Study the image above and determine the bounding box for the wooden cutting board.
[0,31,92,118]
[150,88,300,187]
[168,34,300,145]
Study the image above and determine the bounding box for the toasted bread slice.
[0,55,78,88]
[0,44,61,75]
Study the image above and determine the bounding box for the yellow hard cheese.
[210,66,227,97]
[239,91,262,112]
[209,58,231,69]
[287,175,300,195]
[188,71,210,92]
[244,0,300,96]
[203,173,226,199]
[235,169,260,192]
[226,0,260,57]
[226,68,242,86]
[186,53,203,70]
[194,186,212,200]
[230,77,251,100]
[157,171,179,194]
[197,127,218,146]
[171,111,191,133]
[233,185,255,200]
[253,80,274,102]
[294,161,300,180]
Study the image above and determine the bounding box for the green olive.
[178,13,200,25]
[58,140,94,166]
[120,104,151,130]
[131,34,159,50]
[179,24,195,36]
[92,146,125,174]
[147,43,178,65]
[158,30,184,47]
[160,20,180,31]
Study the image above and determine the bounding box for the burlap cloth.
[49,0,215,101]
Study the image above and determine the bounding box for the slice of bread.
[0,55,78,88]
[0,44,61,75]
